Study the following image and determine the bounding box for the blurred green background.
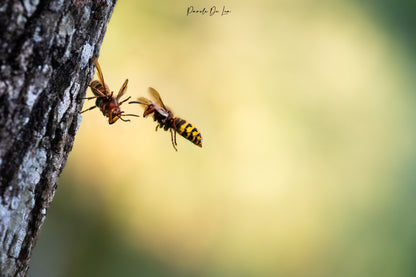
[29,0,416,276]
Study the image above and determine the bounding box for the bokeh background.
[29,0,416,276]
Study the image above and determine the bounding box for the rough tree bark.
[0,0,117,275]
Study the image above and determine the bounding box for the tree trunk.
[0,0,116,275]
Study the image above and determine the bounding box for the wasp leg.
[170,129,178,151]
[155,125,159,132]
[80,105,97,113]
[118,96,131,106]
[172,121,178,146]
[83,96,98,100]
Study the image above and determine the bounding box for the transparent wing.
[116,79,128,101]
[92,56,105,86]
[142,97,170,117]
[148,87,167,109]
[89,81,106,97]
[135,97,153,106]
[154,105,169,117]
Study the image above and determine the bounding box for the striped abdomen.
[90,80,105,96]
[174,118,203,147]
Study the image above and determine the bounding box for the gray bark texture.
[0,0,116,275]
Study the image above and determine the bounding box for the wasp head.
[142,105,154,117]
[109,107,122,124]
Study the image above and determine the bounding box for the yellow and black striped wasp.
[81,57,139,124]
[129,87,203,151]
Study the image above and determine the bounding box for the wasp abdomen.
[90,80,103,91]
[174,118,203,147]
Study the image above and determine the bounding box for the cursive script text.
[187,5,231,16]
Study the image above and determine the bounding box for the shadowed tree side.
[0,0,117,275]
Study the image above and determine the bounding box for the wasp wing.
[153,106,169,117]
[136,97,153,106]
[130,97,167,117]
[92,56,106,86]
[89,82,106,98]
[148,87,170,116]
[148,87,168,109]
[116,79,129,101]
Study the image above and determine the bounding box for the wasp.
[80,56,139,124]
[129,87,203,151]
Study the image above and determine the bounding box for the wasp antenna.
[128,101,145,105]
[123,114,140,118]
[119,117,131,122]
